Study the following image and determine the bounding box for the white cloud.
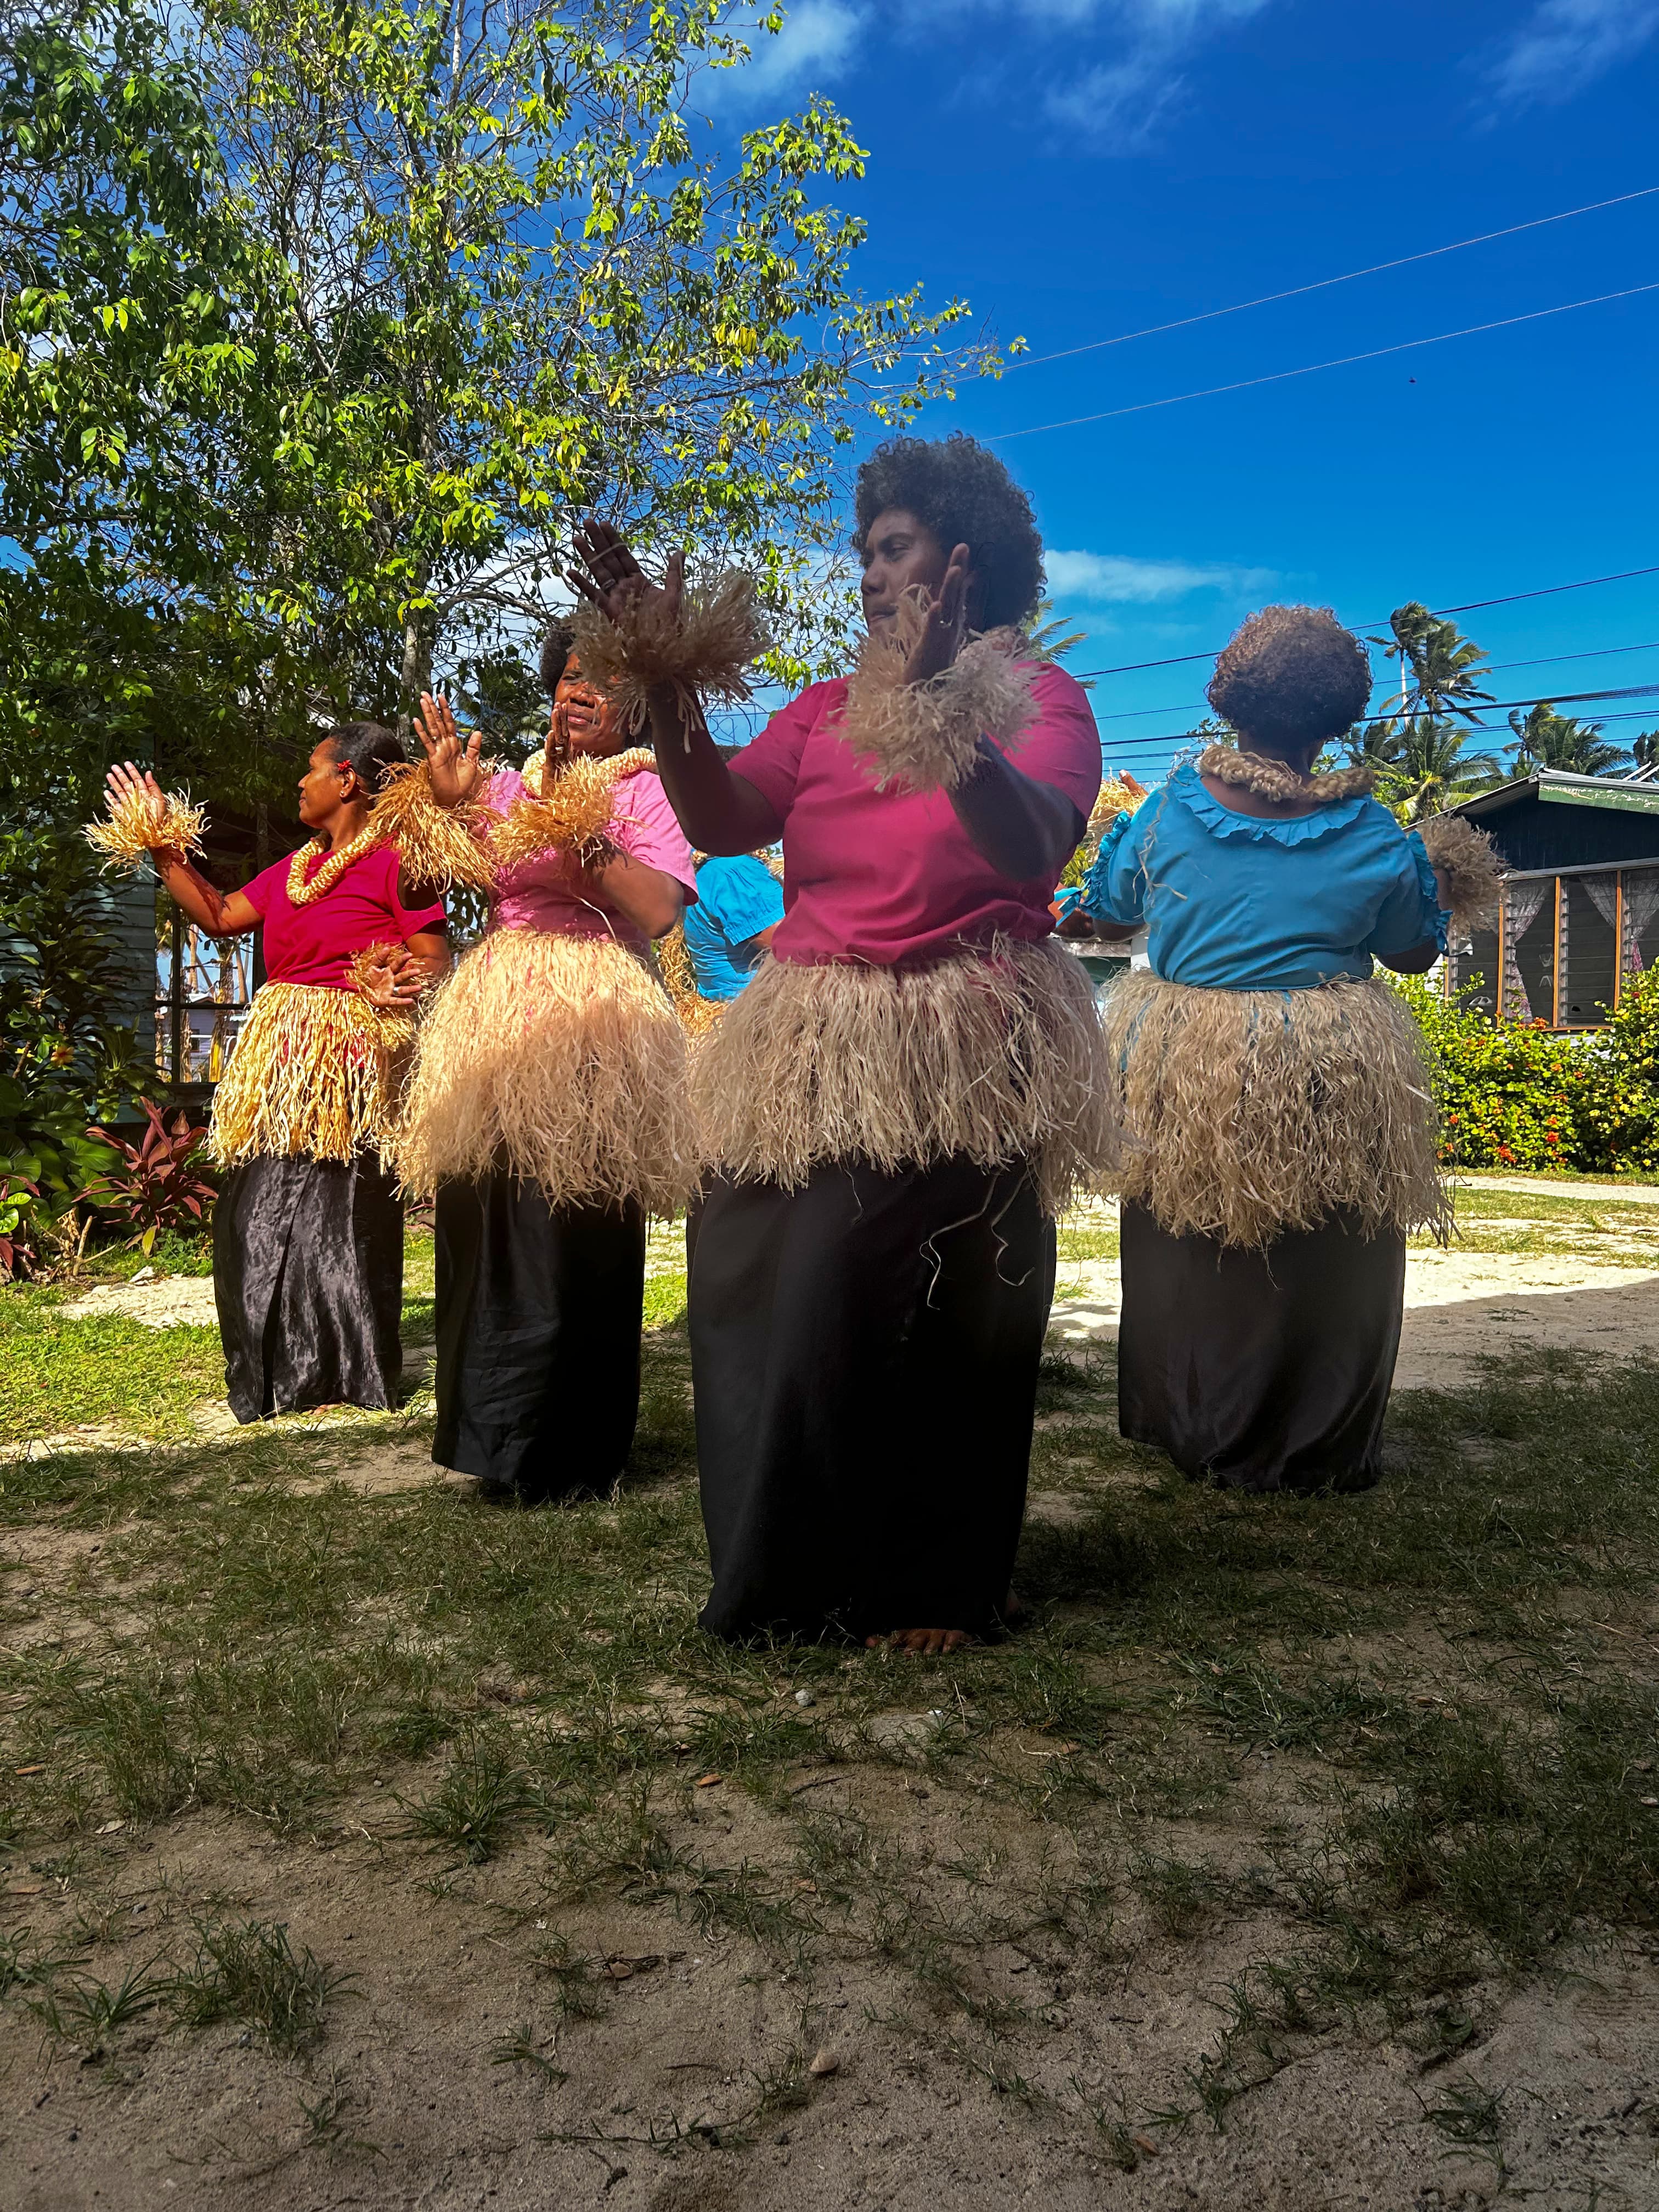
[1485,0,1659,109]
[1046,550,1276,603]
[1040,0,1273,142]
[704,1,867,110]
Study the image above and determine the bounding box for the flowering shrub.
[1393,969,1659,1175]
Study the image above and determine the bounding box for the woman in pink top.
[97,726,448,1421]
[572,434,1114,1650]
[393,628,699,1500]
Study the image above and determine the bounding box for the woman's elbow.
[644,891,686,941]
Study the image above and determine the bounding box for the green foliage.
[81,1101,217,1254]
[0,825,144,1215]
[1395,969,1659,1175]
[1573,968,1659,1175]
[1369,602,1494,724]
[1506,701,1629,777]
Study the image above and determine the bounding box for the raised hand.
[105,761,171,848]
[570,518,684,634]
[413,693,484,810]
[900,541,972,689]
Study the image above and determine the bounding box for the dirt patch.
[59,1277,219,1329]
[1051,1250,1659,1390]
[3,1801,1656,2211]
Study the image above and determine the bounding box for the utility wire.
[1072,566,1659,680]
[1001,185,1659,375]
[1108,687,1659,755]
[1087,639,1659,725]
[989,282,1659,444]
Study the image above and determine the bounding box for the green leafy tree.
[1507,702,1630,776]
[1353,713,1504,824]
[1633,730,1659,773]
[198,0,994,716]
[1369,602,1494,723]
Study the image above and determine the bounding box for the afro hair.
[853,433,1045,631]
[1206,606,1373,753]
[539,618,576,698]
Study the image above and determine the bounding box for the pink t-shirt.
[242,844,446,988]
[728,658,1102,968]
[485,764,697,951]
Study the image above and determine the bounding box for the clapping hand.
[413,693,484,810]
[899,542,973,689]
[355,945,428,1009]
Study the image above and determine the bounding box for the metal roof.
[1454,769,1659,821]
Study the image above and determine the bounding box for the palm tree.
[1633,730,1659,775]
[1508,702,1631,777]
[1370,602,1494,723]
[1370,714,1505,825]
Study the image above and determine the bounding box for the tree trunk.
[398,597,436,743]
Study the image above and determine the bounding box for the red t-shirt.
[727,658,1102,968]
[242,843,446,989]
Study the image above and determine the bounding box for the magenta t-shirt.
[727,657,1102,968]
[484,764,698,951]
[242,843,446,988]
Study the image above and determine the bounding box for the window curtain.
[1622,868,1659,977]
[1501,878,1552,1022]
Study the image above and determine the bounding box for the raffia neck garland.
[286,824,383,907]
[489,746,656,874]
[1197,744,1375,805]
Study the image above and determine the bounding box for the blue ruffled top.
[1081,755,1448,991]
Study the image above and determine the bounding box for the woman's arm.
[104,765,260,936]
[583,850,686,941]
[951,740,1086,883]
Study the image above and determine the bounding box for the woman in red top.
[571,435,1114,1651]
[99,726,448,1421]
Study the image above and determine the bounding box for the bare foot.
[864,1628,972,1656]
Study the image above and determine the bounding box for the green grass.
[0,1292,225,1446]
[4,1190,1658,2147]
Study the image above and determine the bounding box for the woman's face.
[297,740,352,828]
[859,506,979,635]
[550,649,623,759]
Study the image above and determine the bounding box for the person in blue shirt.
[682,850,785,1001]
[1074,603,1491,1497]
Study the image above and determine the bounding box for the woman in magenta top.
[394,627,699,1503]
[101,726,447,1421]
[573,434,1113,1650]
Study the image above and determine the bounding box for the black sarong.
[691,1155,1048,1641]
[432,1170,645,1499]
[1117,1200,1405,1494]
[214,1154,404,1424]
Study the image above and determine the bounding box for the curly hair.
[539,619,575,697]
[853,433,1045,630]
[1206,605,1373,753]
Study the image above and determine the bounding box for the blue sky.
[707,0,1659,774]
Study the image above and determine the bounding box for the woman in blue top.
[1077,604,1491,1494]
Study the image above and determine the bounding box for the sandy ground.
[1049,1247,1659,1391]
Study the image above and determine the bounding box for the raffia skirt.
[686,939,1113,1639]
[396,927,697,1496]
[1101,972,1446,1493]
[207,981,415,1424]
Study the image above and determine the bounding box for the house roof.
[1454,769,1659,823]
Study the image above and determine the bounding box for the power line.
[1002,185,1659,376]
[990,282,1659,444]
[1087,637,1659,726]
[1072,565,1659,680]
[1109,687,1659,755]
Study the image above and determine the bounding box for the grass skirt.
[208,983,414,1169]
[692,936,1115,1215]
[395,927,696,1214]
[1101,972,1447,1250]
